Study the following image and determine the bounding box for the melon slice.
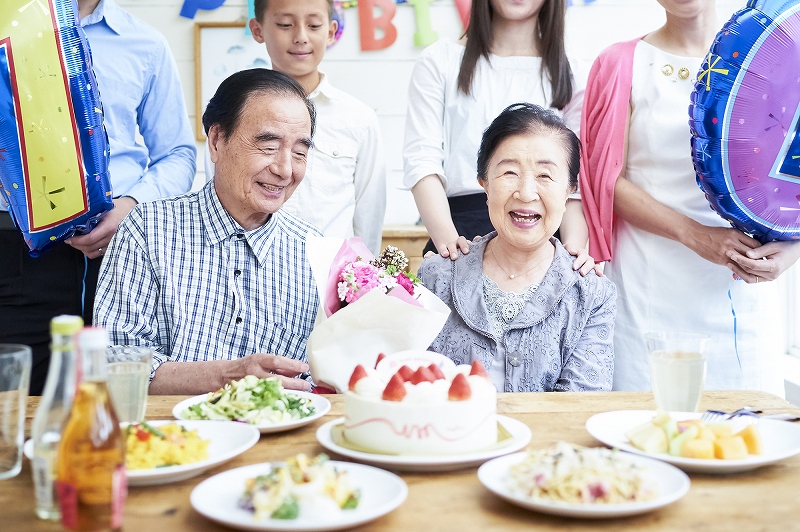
[681,438,714,459]
[735,424,762,455]
[713,436,749,460]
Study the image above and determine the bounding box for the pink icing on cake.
[343,350,497,455]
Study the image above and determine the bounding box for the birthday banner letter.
[358,0,397,51]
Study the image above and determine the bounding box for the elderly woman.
[419,103,616,392]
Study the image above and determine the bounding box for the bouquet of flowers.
[307,236,450,392]
[337,246,420,307]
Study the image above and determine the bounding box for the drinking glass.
[106,346,151,423]
[646,332,709,412]
[0,345,32,480]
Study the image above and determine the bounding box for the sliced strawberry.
[396,365,414,382]
[348,365,368,391]
[427,364,446,381]
[382,374,407,401]
[448,373,472,401]
[469,360,490,379]
[374,352,386,369]
[410,366,436,385]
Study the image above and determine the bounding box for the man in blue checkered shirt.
[95,69,322,395]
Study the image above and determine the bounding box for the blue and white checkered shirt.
[94,181,322,379]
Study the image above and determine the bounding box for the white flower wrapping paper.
[306,236,451,392]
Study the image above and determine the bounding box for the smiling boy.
[249,0,387,254]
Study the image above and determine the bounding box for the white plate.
[128,420,260,486]
[191,461,407,531]
[172,391,331,434]
[315,415,532,472]
[586,410,800,473]
[24,420,260,486]
[478,451,690,518]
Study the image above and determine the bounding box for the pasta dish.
[507,442,658,504]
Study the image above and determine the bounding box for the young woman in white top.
[403,0,593,273]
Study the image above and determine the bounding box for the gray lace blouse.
[419,233,616,392]
[483,276,539,390]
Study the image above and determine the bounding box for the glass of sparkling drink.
[646,332,709,412]
[106,346,151,423]
[0,345,31,480]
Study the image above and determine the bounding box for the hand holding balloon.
[726,240,800,283]
[682,223,760,269]
[65,197,137,259]
[0,0,113,256]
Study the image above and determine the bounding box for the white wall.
[116,0,742,224]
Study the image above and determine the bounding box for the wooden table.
[5,391,799,531]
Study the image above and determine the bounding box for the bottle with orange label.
[57,327,126,531]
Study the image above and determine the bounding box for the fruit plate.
[190,461,407,531]
[172,391,331,434]
[585,410,800,473]
[315,415,532,472]
[478,451,690,518]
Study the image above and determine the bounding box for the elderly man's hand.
[66,196,138,259]
[233,353,311,391]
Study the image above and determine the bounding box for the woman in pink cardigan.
[579,0,800,394]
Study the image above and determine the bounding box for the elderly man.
[94,69,320,394]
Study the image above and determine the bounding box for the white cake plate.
[315,415,532,472]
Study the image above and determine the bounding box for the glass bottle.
[31,315,83,520]
[57,327,126,531]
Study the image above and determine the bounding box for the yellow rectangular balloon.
[5,0,87,231]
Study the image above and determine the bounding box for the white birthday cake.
[343,350,497,455]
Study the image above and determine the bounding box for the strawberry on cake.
[343,351,497,455]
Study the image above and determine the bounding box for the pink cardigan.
[579,37,642,262]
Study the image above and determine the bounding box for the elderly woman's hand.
[563,242,603,277]
[726,240,800,283]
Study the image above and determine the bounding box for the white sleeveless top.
[605,41,784,395]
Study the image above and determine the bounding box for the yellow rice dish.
[125,422,210,470]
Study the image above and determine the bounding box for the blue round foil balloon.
[0,0,112,257]
[690,0,800,242]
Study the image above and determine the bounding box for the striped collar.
[199,182,279,267]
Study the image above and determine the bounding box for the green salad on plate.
[181,375,315,425]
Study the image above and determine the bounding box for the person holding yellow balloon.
[0,0,196,395]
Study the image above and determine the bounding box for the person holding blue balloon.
[580,0,800,395]
[0,0,196,395]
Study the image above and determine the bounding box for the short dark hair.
[202,68,316,140]
[254,0,334,22]
[477,103,580,189]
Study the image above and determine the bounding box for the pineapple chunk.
[698,427,717,442]
[713,436,749,460]
[626,423,668,454]
[735,424,762,455]
[681,438,714,459]
[706,423,734,439]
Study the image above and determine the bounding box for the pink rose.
[339,261,380,303]
[395,272,415,296]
